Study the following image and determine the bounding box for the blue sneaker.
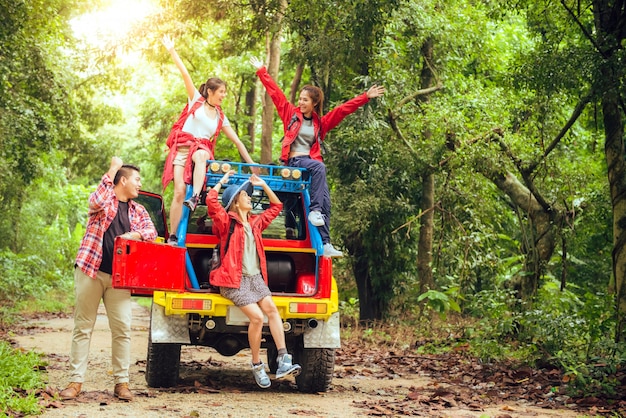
[275,354,301,379]
[251,362,271,388]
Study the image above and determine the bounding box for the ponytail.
[199,77,227,99]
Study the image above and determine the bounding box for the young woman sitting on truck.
[161,35,258,245]
[250,56,385,257]
[206,171,301,388]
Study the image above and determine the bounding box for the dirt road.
[12,301,583,417]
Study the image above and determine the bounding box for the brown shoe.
[59,382,82,400]
[114,382,133,401]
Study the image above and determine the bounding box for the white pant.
[68,267,132,384]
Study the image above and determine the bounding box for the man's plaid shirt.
[75,173,157,278]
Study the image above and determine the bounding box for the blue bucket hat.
[222,180,254,211]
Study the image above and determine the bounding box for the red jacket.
[255,66,371,163]
[206,188,283,288]
[161,99,224,190]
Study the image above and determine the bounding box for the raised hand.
[220,170,236,185]
[250,56,263,70]
[110,156,123,171]
[249,174,266,187]
[366,84,386,99]
[162,34,174,51]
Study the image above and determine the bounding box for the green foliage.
[0,251,51,312]
[417,289,461,320]
[465,279,623,398]
[339,297,360,327]
[331,125,421,318]
[466,287,522,347]
[0,154,86,323]
[0,341,46,416]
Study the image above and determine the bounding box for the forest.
[2,0,626,414]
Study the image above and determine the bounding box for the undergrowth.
[338,283,626,400]
[0,341,46,416]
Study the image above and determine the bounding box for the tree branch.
[395,83,444,110]
[387,109,418,157]
[387,82,445,159]
[526,92,593,173]
[489,130,553,213]
[560,0,608,59]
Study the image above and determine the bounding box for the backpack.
[210,218,236,272]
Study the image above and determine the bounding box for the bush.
[464,279,625,398]
[0,341,46,416]
[0,251,50,309]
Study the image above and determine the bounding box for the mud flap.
[303,311,340,348]
[150,302,190,344]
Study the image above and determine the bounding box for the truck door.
[112,191,187,295]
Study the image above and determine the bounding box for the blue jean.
[288,156,331,244]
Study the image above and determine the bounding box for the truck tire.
[145,335,181,388]
[294,347,335,393]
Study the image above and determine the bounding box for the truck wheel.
[294,347,335,393]
[145,335,181,388]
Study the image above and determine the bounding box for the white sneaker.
[251,362,271,388]
[308,211,325,226]
[275,354,301,379]
[323,243,343,257]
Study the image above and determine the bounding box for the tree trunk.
[417,38,436,294]
[480,169,559,298]
[601,86,626,329]
[245,86,257,153]
[603,89,626,339]
[261,32,281,164]
[591,0,626,340]
[289,64,304,104]
[344,233,379,322]
[418,172,435,293]
[260,0,287,164]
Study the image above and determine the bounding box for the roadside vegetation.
[0,341,47,416]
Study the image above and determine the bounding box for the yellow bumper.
[153,278,339,321]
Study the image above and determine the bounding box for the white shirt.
[181,91,231,139]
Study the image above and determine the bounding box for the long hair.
[301,85,324,116]
[199,77,227,99]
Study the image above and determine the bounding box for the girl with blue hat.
[206,171,301,388]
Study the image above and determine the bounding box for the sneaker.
[323,243,343,258]
[251,362,271,388]
[184,195,199,212]
[167,234,178,246]
[308,210,324,226]
[275,354,301,379]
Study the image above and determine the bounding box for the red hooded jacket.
[206,188,282,288]
[255,66,371,164]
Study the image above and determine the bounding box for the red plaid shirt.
[75,173,157,278]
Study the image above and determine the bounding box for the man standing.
[59,157,157,401]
